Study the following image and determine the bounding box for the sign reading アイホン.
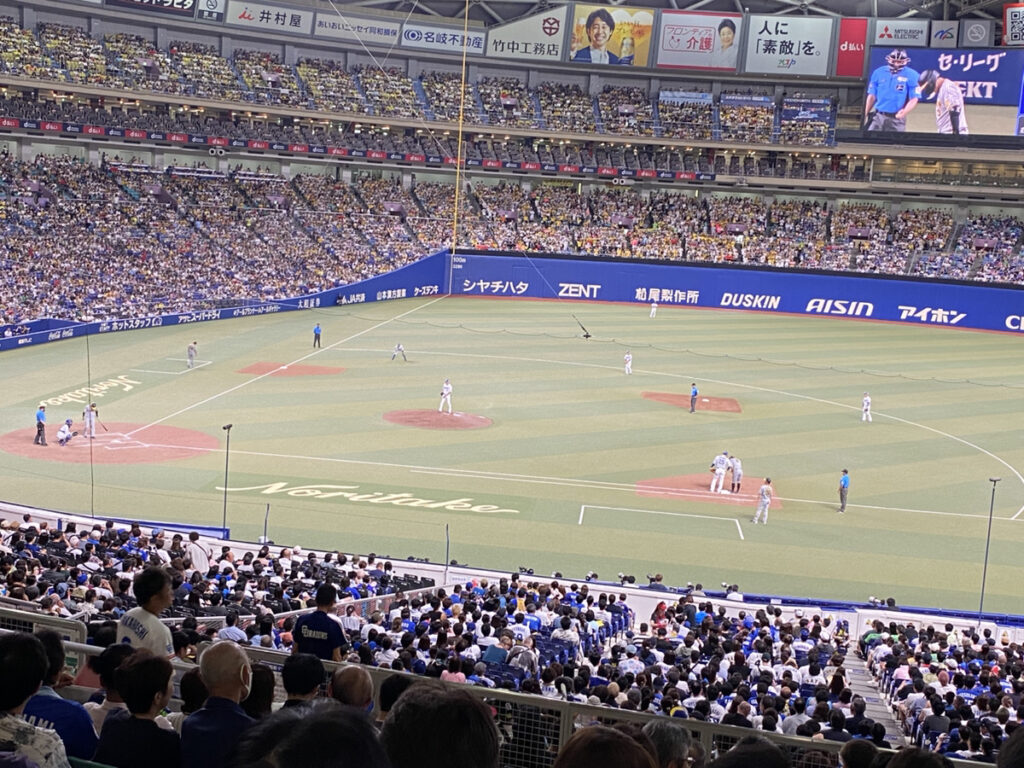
[221,482,521,514]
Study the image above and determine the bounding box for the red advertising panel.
[836,18,868,77]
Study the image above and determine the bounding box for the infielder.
[862,392,872,422]
[650,301,657,318]
[864,49,920,132]
[56,419,77,446]
[918,70,968,135]
[624,351,632,375]
[838,469,850,514]
[187,340,197,369]
[729,455,743,494]
[83,403,98,439]
[392,343,407,361]
[752,477,773,525]
[438,378,453,414]
[710,451,730,493]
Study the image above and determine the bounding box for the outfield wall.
[4,252,1024,352]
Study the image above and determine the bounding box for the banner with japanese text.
[835,18,868,78]
[105,0,195,17]
[655,11,742,71]
[743,16,834,76]
[486,6,567,62]
[313,12,399,46]
[400,22,486,54]
[224,0,313,35]
[568,5,653,68]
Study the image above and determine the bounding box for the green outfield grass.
[2,296,1023,613]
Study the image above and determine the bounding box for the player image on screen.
[918,70,969,135]
[864,49,921,132]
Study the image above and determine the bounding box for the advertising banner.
[451,253,1024,334]
[835,18,868,77]
[196,0,225,22]
[568,4,654,68]
[960,19,995,47]
[872,18,930,47]
[486,6,567,62]
[655,10,742,71]
[313,12,400,46]
[224,1,314,35]
[400,22,485,54]
[929,20,958,48]
[743,16,833,76]
[105,0,196,17]
[866,46,1024,105]
[1003,5,1024,46]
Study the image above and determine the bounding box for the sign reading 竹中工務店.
[743,15,834,76]
[223,0,314,35]
[486,7,567,62]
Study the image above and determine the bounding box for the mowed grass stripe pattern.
[0,297,1022,611]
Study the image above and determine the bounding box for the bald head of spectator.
[328,665,373,709]
[199,641,251,702]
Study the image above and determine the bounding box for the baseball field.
[2,295,1023,614]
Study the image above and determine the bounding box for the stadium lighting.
[221,424,233,532]
[977,477,1001,627]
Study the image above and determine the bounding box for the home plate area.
[0,423,219,464]
[636,474,783,508]
[641,392,742,412]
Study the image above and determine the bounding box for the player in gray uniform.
[752,478,773,525]
[710,451,730,493]
[729,455,743,494]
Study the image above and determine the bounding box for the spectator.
[328,665,374,710]
[240,663,276,720]
[0,632,70,768]
[280,653,325,709]
[116,567,173,657]
[181,641,255,768]
[166,668,207,734]
[642,719,692,768]
[292,583,346,661]
[93,650,179,768]
[82,645,137,734]
[839,739,879,768]
[217,610,248,644]
[553,725,658,768]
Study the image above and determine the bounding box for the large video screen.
[861,47,1024,137]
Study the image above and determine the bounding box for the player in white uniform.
[56,419,76,446]
[729,455,743,494]
[710,451,730,493]
[187,340,197,369]
[624,351,632,375]
[391,343,407,361]
[82,403,98,439]
[650,301,657,318]
[752,478,773,525]
[438,378,453,414]
[862,392,872,422]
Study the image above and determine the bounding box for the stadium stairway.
[844,656,906,747]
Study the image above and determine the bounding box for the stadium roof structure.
[317,0,1007,27]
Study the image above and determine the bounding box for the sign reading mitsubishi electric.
[872,18,930,47]
[743,16,833,76]
[224,1,313,34]
[486,6,567,62]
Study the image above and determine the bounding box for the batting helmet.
[65,418,73,425]
[886,48,910,72]
[918,69,939,98]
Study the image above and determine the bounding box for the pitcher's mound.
[384,410,493,430]
[642,392,741,412]
[637,473,782,508]
[239,362,343,376]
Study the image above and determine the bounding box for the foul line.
[580,504,744,540]
[130,359,212,376]
[126,297,446,438]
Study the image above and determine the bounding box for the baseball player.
[187,340,197,369]
[918,70,968,135]
[710,451,730,493]
[862,392,872,423]
[729,455,743,494]
[34,404,47,446]
[650,301,657,318]
[438,378,453,414]
[864,49,920,132]
[752,477,773,525]
[56,419,77,446]
[838,469,850,514]
[391,343,407,361]
[690,383,698,413]
[83,403,98,439]
[624,351,632,375]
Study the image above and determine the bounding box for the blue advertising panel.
[866,47,1024,105]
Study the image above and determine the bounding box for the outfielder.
[392,343,407,361]
[918,69,968,135]
[729,455,743,494]
[56,419,77,446]
[710,451,730,493]
[862,392,872,422]
[650,301,657,318]
[83,403,98,439]
[187,340,197,369]
[438,378,453,414]
[624,351,632,375]
[752,478,773,525]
